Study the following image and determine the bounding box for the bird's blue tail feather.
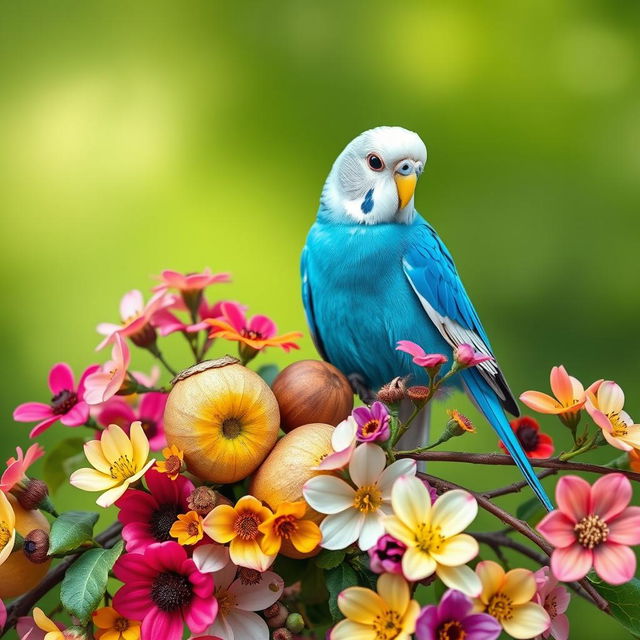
[463,371,553,511]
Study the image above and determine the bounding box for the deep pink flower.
[533,567,570,640]
[13,363,99,438]
[116,468,194,552]
[96,289,173,350]
[97,393,168,451]
[416,589,501,640]
[352,402,391,443]
[368,534,407,575]
[454,344,493,367]
[84,334,131,406]
[421,478,438,504]
[113,541,217,640]
[1,444,45,492]
[154,299,246,337]
[396,340,448,368]
[153,268,231,294]
[537,473,640,584]
[498,416,555,459]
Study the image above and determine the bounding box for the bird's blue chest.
[304,220,453,390]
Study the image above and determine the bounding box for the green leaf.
[61,540,123,622]
[43,437,86,494]
[315,549,346,570]
[272,556,310,585]
[257,363,280,386]
[48,511,100,555]
[589,573,640,634]
[325,563,359,622]
[301,563,328,604]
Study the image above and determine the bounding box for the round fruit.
[251,423,335,558]
[164,357,280,484]
[0,494,51,598]
[272,360,353,432]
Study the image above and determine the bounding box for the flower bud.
[376,377,406,406]
[130,322,157,348]
[264,602,289,628]
[406,385,430,407]
[187,486,220,516]
[444,410,476,438]
[17,478,49,511]
[23,528,50,564]
[272,629,293,640]
[285,613,304,633]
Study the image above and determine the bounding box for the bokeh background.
[1,1,639,637]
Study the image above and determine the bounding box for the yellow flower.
[472,560,550,639]
[70,421,155,508]
[32,607,64,640]
[258,500,322,555]
[384,475,481,596]
[203,495,275,571]
[92,606,141,640]
[154,444,184,480]
[0,490,16,567]
[331,573,420,640]
[170,510,204,546]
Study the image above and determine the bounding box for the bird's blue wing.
[300,244,328,360]
[403,219,553,511]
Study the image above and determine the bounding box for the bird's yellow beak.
[394,172,417,209]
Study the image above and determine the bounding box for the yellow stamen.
[574,514,609,549]
[0,521,11,550]
[109,455,136,481]
[487,592,514,622]
[438,620,467,640]
[372,609,403,639]
[353,484,383,513]
[216,588,238,617]
[414,522,445,554]
[609,412,628,437]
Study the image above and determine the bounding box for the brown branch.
[2,522,123,636]
[401,451,640,482]
[482,469,557,499]
[419,472,611,614]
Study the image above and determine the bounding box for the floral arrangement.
[1,267,640,640]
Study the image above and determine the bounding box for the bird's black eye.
[366,153,384,171]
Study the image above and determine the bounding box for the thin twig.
[482,469,557,499]
[2,522,123,636]
[402,451,640,482]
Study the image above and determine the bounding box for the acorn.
[271,360,353,432]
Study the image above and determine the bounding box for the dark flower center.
[374,539,406,563]
[150,504,181,542]
[361,419,380,436]
[516,425,540,452]
[151,570,193,611]
[222,417,242,439]
[164,455,181,476]
[140,419,158,439]
[273,515,297,539]
[50,389,78,415]
[238,567,261,586]
[437,620,467,640]
[233,510,260,540]
[114,617,129,632]
[241,329,263,340]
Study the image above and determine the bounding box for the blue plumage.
[301,126,552,510]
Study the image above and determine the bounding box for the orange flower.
[202,495,275,571]
[154,444,184,480]
[629,449,640,473]
[170,510,204,546]
[258,501,322,555]
[206,302,301,362]
[92,606,141,640]
[447,409,476,433]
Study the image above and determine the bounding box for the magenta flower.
[0,444,45,492]
[98,393,168,451]
[454,344,493,367]
[368,534,407,575]
[13,363,99,438]
[153,268,231,294]
[396,340,448,368]
[84,334,131,406]
[415,589,501,640]
[352,402,391,443]
[116,468,194,553]
[533,567,570,640]
[421,478,438,504]
[96,289,173,350]
[537,473,640,584]
[113,541,217,640]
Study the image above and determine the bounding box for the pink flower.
[454,344,493,367]
[537,474,640,584]
[113,541,217,640]
[313,417,357,470]
[368,534,407,575]
[13,363,99,438]
[84,334,131,406]
[154,299,245,337]
[352,402,391,443]
[96,289,173,350]
[396,340,448,368]
[0,444,45,492]
[97,393,168,451]
[153,268,231,294]
[116,468,194,553]
[533,567,570,640]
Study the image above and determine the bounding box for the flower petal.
[348,443,386,488]
[231,571,283,610]
[501,602,550,640]
[391,475,431,531]
[549,366,573,405]
[555,475,591,522]
[378,458,416,498]
[550,545,592,582]
[437,564,482,598]
[129,420,150,471]
[330,619,378,640]
[320,509,364,550]
[383,515,415,547]
[430,533,478,567]
[593,542,636,585]
[402,546,436,582]
[475,560,504,604]
[377,573,409,614]
[203,505,239,543]
[608,506,640,545]
[590,473,632,522]
[430,490,478,538]
[597,381,625,414]
[100,424,133,465]
[337,586,384,624]
[193,544,230,574]
[303,476,355,514]
[13,402,53,422]
[223,609,269,640]
[462,613,503,640]
[519,391,562,414]
[230,538,274,572]
[97,483,130,508]
[69,468,118,492]
[48,363,75,395]
[502,568,536,605]
[84,440,113,474]
[536,511,576,548]
[358,513,385,551]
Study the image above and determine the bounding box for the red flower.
[498,416,554,459]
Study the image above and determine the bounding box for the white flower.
[313,416,357,470]
[303,443,416,551]
[200,560,284,640]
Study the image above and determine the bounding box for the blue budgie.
[301,126,552,510]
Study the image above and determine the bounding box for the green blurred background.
[1,0,639,637]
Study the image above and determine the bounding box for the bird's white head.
[320,126,427,225]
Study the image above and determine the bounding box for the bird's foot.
[348,373,376,405]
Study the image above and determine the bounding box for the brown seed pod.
[271,360,353,432]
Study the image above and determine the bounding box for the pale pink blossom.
[84,334,131,405]
[153,268,231,294]
[314,416,357,470]
[533,567,570,640]
[454,344,493,367]
[396,340,448,368]
[0,444,45,492]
